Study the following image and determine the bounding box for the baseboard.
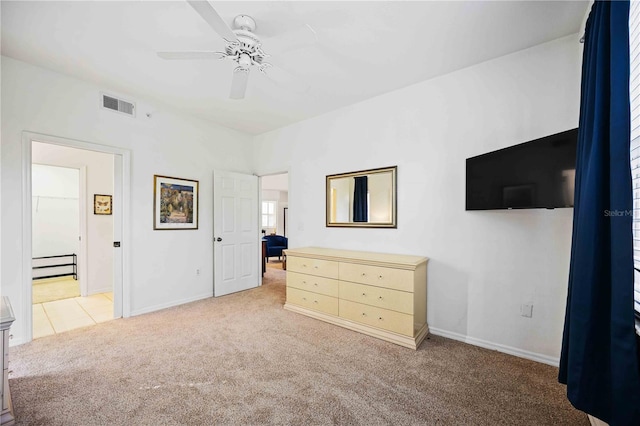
[429,327,559,367]
[9,337,28,347]
[130,292,212,317]
[89,287,112,295]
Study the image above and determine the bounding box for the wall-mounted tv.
[466,128,578,210]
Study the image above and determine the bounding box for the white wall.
[32,143,114,294]
[32,164,79,259]
[252,35,582,364]
[1,56,253,344]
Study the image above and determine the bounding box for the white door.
[213,170,259,296]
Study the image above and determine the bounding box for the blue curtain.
[558,2,640,425]
[353,176,368,222]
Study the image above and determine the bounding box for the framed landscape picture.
[94,194,112,215]
[153,175,199,230]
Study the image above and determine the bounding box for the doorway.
[31,143,115,338]
[260,172,289,275]
[22,132,130,343]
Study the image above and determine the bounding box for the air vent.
[101,93,136,117]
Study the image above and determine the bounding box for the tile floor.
[33,292,114,339]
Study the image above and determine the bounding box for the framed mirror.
[326,166,397,228]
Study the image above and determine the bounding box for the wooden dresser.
[284,247,428,349]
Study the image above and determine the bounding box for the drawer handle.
[313,283,318,286]
[378,296,383,300]
[314,266,318,269]
[302,281,307,284]
[361,273,366,276]
[362,293,366,296]
[302,264,307,268]
[361,312,366,316]
[378,317,383,321]
[302,297,307,301]
[313,300,318,304]
[378,275,383,279]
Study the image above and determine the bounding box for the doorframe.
[21,131,131,342]
[79,165,88,297]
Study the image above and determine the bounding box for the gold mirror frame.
[326,166,397,228]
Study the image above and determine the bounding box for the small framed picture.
[153,175,199,230]
[94,194,112,215]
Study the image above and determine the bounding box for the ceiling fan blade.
[262,65,310,94]
[264,24,318,55]
[187,0,238,42]
[157,51,221,60]
[230,68,249,100]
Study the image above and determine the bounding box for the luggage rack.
[32,254,77,280]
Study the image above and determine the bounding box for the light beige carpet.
[32,277,80,304]
[10,268,587,425]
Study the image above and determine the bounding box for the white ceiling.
[1,1,588,135]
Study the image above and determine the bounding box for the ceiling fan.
[158,0,316,100]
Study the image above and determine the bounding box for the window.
[262,200,277,229]
[630,0,640,330]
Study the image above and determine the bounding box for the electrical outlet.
[196,269,200,276]
[520,304,533,318]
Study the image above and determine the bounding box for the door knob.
[216,237,222,242]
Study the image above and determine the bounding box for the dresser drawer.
[288,256,339,279]
[287,271,339,297]
[339,263,414,292]
[287,287,339,316]
[339,299,414,336]
[339,281,413,315]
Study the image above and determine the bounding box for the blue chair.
[263,235,288,262]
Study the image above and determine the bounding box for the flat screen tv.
[466,128,578,210]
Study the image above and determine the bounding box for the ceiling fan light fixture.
[238,53,252,68]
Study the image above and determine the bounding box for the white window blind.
[629,0,640,326]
